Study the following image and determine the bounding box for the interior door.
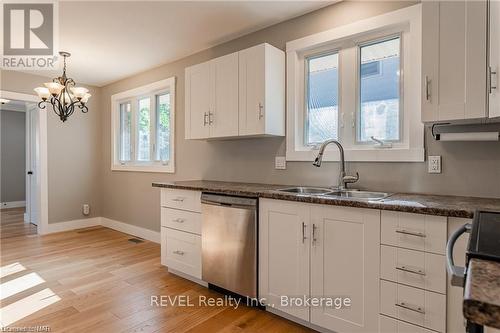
[210,52,239,137]
[185,62,210,139]
[26,105,38,225]
[259,199,310,321]
[239,44,265,136]
[310,206,380,333]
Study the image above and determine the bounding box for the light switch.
[428,156,441,174]
[275,156,286,170]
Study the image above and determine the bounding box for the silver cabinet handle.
[208,111,214,125]
[172,197,185,202]
[425,76,431,101]
[173,250,185,255]
[395,302,425,314]
[396,265,426,276]
[172,218,185,223]
[490,66,497,93]
[302,222,307,243]
[312,224,318,243]
[396,229,426,238]
[258,102,264,120]
[203,112,208,126]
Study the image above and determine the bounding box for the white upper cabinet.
[185,43,285,140]
[422,0,488,122]
[490,0,500,119]
[185,53,238,139]
[210,53,239,138]
[185,61,211,139]
[239,43,285,136]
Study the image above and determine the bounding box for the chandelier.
[34,51,91,122]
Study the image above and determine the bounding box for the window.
[358,37,401,143]
[156,93,171,162]
[286,5,423,162]
[111,77,176,172]
[306,52,339,145]
[119,102,131,161]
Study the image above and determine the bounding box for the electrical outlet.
[428,156,441,174]
[82,204,90,216]
[275,156,286,170]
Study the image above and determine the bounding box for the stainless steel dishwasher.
[201,193,257,299]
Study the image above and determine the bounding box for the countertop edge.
[152,182,475,218]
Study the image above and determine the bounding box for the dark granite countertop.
[152,180,500,218]
[463,258,500,329]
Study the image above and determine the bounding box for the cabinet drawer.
[380,280,446,332]
[380,314,435,333]
[161,189,201,212]
[381,245,446,294]
[381,211,447,255]
[164,228,201,279]
[161,208,201,235]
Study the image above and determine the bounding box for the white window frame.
[111,77,176,173]
[286,4,423,162]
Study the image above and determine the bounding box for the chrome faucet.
[313,139,359,190]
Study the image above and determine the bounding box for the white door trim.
[0,90,48,235]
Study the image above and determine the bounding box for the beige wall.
[0,110,26,203]
[100,1,500,233]
[1,70,102,223]
[3,1,500,232]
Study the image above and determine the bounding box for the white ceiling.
[46,1,332,87]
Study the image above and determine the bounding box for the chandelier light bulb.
[43,82,65,96]
[70,87,89,99]
[34,87,51,100]
[81,93,92,104]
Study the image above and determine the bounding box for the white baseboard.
[46,217,102,234]
[1,201,26,209]
[24,213,29,222]
[101,217,160,243]
[42,216,160,244]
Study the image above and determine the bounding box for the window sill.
[111,163,175,173]
[286,147,424,162]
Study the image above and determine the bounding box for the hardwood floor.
[0,207,37,239]
[0,226,316,332]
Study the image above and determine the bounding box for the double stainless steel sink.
[276,186,390,201]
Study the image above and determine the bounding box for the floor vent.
[128,238,144,244]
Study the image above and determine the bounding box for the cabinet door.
[422,1,487,122]
[185,62,210,139]
[210,52,239,137]
[239,44,265,136]
[490,0,500,118]
[259,199,310,321]
[310,205,380,333]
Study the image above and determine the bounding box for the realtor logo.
[1,1,58,69]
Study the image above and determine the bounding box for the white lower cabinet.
[259,199,381,333]
[380,314,435,333]
[381,280,446,333]
[165,228,202,279]
[160,189,203,283]
[259,199,310,321]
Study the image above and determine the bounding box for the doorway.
[0,90,48,237]
[1,99,37,238]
